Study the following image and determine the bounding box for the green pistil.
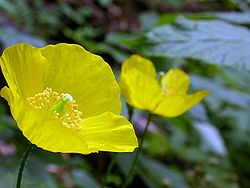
[158,71,165,88]
[49,93,73,115]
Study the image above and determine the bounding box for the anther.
[27,88,83,129]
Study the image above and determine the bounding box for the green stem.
[126,103,134,122]
[122,113,152,188]
[16,143,34,188]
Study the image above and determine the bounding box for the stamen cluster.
[27,87,83,129]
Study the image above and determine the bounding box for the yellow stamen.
[27,87,82,129]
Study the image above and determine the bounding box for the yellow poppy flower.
[0,43,138,154]
[119,55,208,118]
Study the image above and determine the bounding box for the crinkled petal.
[1,87,136,154]
[0,86,21,123]
[10,99,92,154]
[153,91,208,118]
[0,43,48,99]
[79,112,138,152]
[119,69,161,111]
[0,43,137,155]
[40,43,121,118]
[162,69,190,95]
[121,54,156,78]
[1,86,14,106]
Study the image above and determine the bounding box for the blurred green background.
[0,0,250,187]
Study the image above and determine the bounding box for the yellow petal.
[0,86,14,106]
[40,43,121,118]
[0,43,48,99]
[0,86,21,122]
[2,87,135,154]
[162,69,190,95]
[121,54,156,78]
[1,43,137,155]
[80,112,138,152]
[13,100,93,154]
[119,69,161,111]
[153,91,208,117]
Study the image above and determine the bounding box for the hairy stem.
[16,143,34,188]
[122,113,152,188]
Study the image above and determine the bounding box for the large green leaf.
[144,17,250,70]
[190,75,250,109]
[72,169,100,188]
[138,155,189,188]
[158,12,250,26]
[216,12,250,24]
[0,25,46,48]
[116,153,189,188]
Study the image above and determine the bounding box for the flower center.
[27,87,83,129]
[158,71,167,95]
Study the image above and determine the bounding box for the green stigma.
[27,88,83,129]
[158,71,165,87]
[50,93,73,115]
[63,93,73,102]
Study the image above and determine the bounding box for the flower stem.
[16,143,34,188]
[122,112,152,188]
[126,103,134,122]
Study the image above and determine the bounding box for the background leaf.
[144,17,250,70]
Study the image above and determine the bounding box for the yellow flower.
[0,43,138,154]
[119,55,208,118]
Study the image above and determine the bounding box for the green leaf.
[193,121,227,156]
[190,75,250,109]
[98,0,113,7]
[116,153,189,188]
[72,169,100,188]
[138,155,189,188]
[139,11,159,30]
[144,17,250,70]
[216,12,250,24]
[0,25,46,48]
